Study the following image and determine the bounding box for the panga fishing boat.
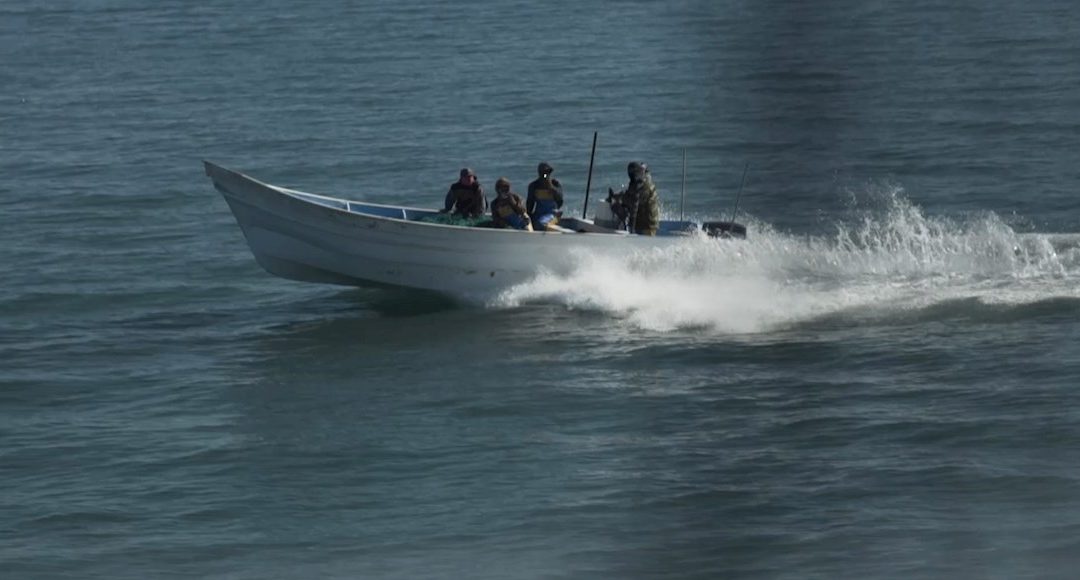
[204,161,746,295]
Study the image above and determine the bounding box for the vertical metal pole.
[582,131,598,219]
[729,162,750,225]
[680,148,687,222]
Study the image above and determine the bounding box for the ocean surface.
[4,1,1080,578]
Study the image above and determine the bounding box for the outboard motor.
[592,197,618,229]
[594,190,632,231]
[702,221,748,239]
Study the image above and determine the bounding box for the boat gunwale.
[205,160,654,238]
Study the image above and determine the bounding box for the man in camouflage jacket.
[622,161,659,235]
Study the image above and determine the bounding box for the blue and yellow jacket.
[526,177,564,225]
[491,192,530,230]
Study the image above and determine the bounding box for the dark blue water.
[4,1,1080,578]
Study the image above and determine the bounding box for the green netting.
[416,214,493,228]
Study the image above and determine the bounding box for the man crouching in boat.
[527,161,564,231]
[610,161,660,236]
[441,167,487,218]
[491,177,533,231]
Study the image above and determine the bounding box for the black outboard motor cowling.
[702,221,747,239]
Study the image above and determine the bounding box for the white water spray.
[495,187,1080,333]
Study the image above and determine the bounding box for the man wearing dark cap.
[611,161,659,235]
[526,161,564,231]
[442,167,487,218]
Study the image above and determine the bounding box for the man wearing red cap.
[442,167,487,218]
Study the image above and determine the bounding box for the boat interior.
[285,188,743,238]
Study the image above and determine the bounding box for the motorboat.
[204,161,746,294]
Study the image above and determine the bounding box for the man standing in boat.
[490,177,533,231]
[526,162,564,231]
[442,168,487,218]
[615,161,660,236]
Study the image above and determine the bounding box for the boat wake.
[494,188,1080,333]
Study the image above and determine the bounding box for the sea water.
[4,1,1080,578]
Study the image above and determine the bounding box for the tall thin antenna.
[581,131,598,219]
[680,148,687,222]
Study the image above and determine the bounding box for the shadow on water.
[245,286,469,332]
[336,287,463,318]
[232,285,651,376]
[248,286,543,356]
[242,288,472,356]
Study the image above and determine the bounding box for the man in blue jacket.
[526,161,564,231]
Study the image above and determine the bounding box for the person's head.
[495,177,511,195]
[627,161,647,182]
[459,167,476,185]
[537,162,554,178]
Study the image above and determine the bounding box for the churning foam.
[494,188,1080,333]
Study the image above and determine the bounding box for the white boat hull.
[205,161,717,295]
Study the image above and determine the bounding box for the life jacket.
[492,194,529,230]
[528,178,563,227]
